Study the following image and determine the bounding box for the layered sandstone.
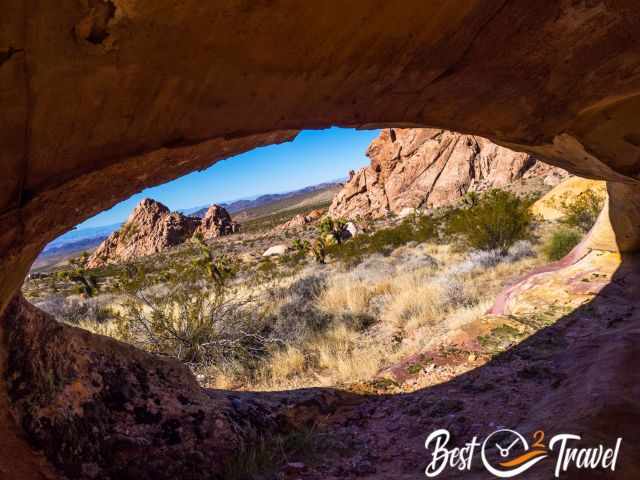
[329,129,567,219]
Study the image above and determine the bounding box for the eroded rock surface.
[196,204,239,239]
[3,2,640,478]
[87,200,239,267]
[532,176,607,221]
[279,208,324,230]
[329,129,568,219]
[87,199,200,268]
[3,295,351,479]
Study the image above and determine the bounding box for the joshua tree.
[59,254,98,297]
[191,234,236,287]
[318,217,348,245]
[311,236,327,264]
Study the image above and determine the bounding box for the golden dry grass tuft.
[52,232,546,393]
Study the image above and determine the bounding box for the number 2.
[532,430,545,449]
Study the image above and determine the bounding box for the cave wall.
[2,1,640,477]
[3,0,640,312]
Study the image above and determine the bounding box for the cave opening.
[15,121,628,480]
[22,125,587,395]
[3,2,640,475]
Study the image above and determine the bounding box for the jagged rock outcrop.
[196,204,240,239]
[88,200,239,267]
[88,201,240,267]
[87,199,200,267]
[329,129,568,219]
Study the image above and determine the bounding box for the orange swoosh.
[499,449,547,468]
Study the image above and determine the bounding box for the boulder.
[341,222,358,241]
[329,129,568,219]
[263,244,289,257]
[279,208,325,230]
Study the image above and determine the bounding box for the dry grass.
[316,277,374,316]
[46,233,545,393]
[248,322,386,390]
[208,240,543,391]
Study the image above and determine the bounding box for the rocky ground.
[231,250,640,480]
[18,237,639,479]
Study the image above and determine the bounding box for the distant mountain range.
[185,181,342,218]
[43,222,124,252]
[35,180,343,269]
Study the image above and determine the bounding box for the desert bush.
[446,189,534,254]
[505,239,536,262]
[439,276,475,309]
[112,249,284,366]
[280,238,311,268]
[327,214,439,266]
[311,236,328,264]
[191,235,238,284]
[543,228,582,261]
[37,295,115,325]
[559,190,605,232]
[266,274,331,342]
[56,255,100,297]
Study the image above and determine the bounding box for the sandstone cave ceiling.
[2,0,640,305]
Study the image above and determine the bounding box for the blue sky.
[79,127,379,229]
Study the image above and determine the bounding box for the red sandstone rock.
[196,204,239,239]
[87,199,200,268]
[87,200,240,267]
[2,4,640,478]
[329,129,568,219]
[279,208,325,230]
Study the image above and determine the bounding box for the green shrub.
[543,228,582,261]
[112,252,274,365]
[311,237,328,264]
[446,189,534,254]
[327,213,439,265]
[559,190,605,232]
[318,217,348,244]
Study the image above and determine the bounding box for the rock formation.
[532,177,607,221]
[87,200,238,268]
[196,204,240,239]
[3,294,349,479]
[279,208,324,230]
[2,2,640,478]
[262,244,289,257]
[329,129,568,219]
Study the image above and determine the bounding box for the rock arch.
[2,1,640,477]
